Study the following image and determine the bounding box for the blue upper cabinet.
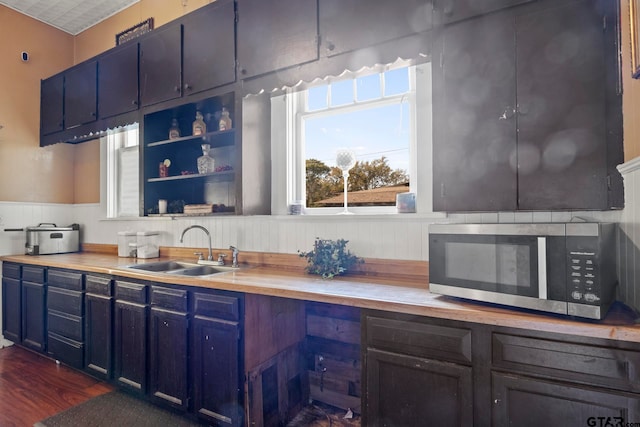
[237,0,319,79]
[98,42,139,119]
[182,0,236,96]
[139,24,182,108]
[40,73,64,136]
[319,0,433,58]
[434,0,536,25]
[65,60,98,129]
[432,0,622,211]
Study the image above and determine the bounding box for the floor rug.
[286,404,361,427]
[34,390,203,427]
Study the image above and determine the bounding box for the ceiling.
[0,0,140,35]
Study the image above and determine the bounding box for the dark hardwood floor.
[0,345,114,427]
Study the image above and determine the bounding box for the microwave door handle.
[538,237,547,300]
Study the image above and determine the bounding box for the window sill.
[271,212,447,221]
[99,212,447,221]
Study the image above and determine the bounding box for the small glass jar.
[218,107,232,131]
[168,118,180,139]
[193,111,207,136]
[197,143,215,174]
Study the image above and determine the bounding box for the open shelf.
[147,170,235,183]
[147,129,235,147]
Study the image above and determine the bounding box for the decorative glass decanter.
[197,143,215,174]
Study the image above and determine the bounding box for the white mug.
[158,199,167,214]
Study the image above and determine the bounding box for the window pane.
[307,85,328,111]
[118,146,139,217]
[330,79,354,106]
[384,67,410,96]
[356,74,381,101]
[304,102,410,207]
[104,124,140,218]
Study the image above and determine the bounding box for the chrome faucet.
[179,225,213,261]
[230,245,239,268]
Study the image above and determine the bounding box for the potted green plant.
[298,238,364,279]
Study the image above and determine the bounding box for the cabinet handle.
[131,100,138,106]
[499,106,515,120]
[327,42,335,52]
[240,68,247,75]
[184,83,192,91]
[517,104,529,115]
[174,86,180,92]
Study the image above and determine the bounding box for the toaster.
[25,223,80,255]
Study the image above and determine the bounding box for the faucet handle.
[229,246,239,267]
[194,252,204,261]
[217,253,227,265]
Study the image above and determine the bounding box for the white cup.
[158,199,167,214]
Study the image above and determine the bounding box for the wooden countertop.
[2,252,639,343]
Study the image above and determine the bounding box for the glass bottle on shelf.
[218,107,232,131]
[168,118,180,139]
[197,143,215,174]
[193,111,207,136]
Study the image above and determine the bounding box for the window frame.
[287,63,420,215]
[100,123,140,219]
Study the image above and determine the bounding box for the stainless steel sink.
[167,265,239,276]
[125,261,197,272]
[123,260,241,276]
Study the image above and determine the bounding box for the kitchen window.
[101,124,140,218]
[271,60,433,215]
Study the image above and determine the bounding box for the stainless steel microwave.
[428,223,618,320]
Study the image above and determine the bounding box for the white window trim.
[100,123,140,219]
[297,90,415,215]
[277,62,438,216]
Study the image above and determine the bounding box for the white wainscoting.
[0,201,622,261]
[618,158,640,313]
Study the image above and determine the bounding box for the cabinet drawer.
[48,309,83,341]
[2,263,21,279]
[48,287,83,316]
[493,333,640,392]
[86,275,112,296]
[115,281,147,304]
[48,269,84,290]
[491,371,640,426]
[366,315,472,364]
[151,286,188,312]
[22,266,46,284]
[193,292,239,321]
[48,331,84,369]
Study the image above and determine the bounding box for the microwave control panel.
[567,250,599,304]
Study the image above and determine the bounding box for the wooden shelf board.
[147,170,235,183]
[147,129,235,147]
